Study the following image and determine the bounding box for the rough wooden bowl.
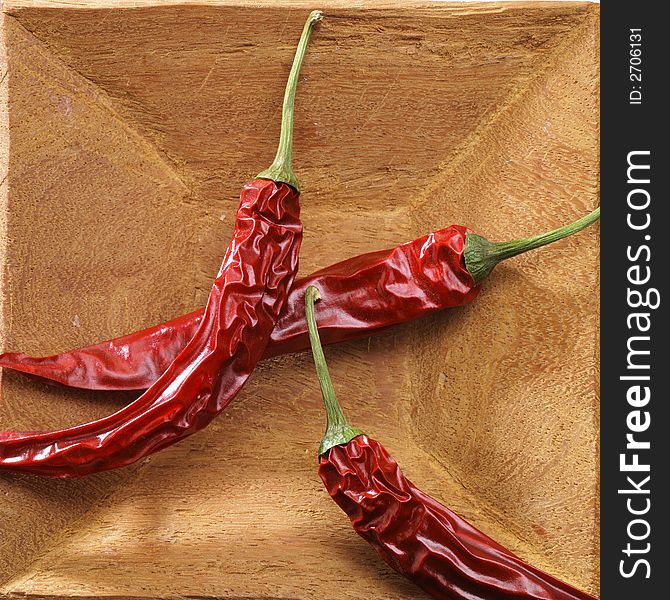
[0,1,599,598]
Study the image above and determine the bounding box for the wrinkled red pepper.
[0,210,599,392]
[0,226,477,390]
[305,286,598,600]
[0,10,322,477]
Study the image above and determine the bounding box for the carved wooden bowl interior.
[0,1,599,598]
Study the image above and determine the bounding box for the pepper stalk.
[464,206,600,285]
[256,10,323,192]
[305,286,365,456]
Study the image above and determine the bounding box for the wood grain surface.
[0,2,599,598]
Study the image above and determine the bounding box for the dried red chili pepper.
[1,210,599,392]
[305,286,598,600]
[0,10,323,477]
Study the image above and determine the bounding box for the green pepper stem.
[256,10,322,192]
[464,206,600,285]
[305,286,364,456]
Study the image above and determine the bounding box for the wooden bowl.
[0,1,599,598]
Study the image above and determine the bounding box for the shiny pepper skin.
[0,226,479,391]
[320,435,598,600]
[0,180,302,477]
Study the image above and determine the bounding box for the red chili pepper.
[0,10,323,478]
[304,286,598,600]
[0,211,599,392]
